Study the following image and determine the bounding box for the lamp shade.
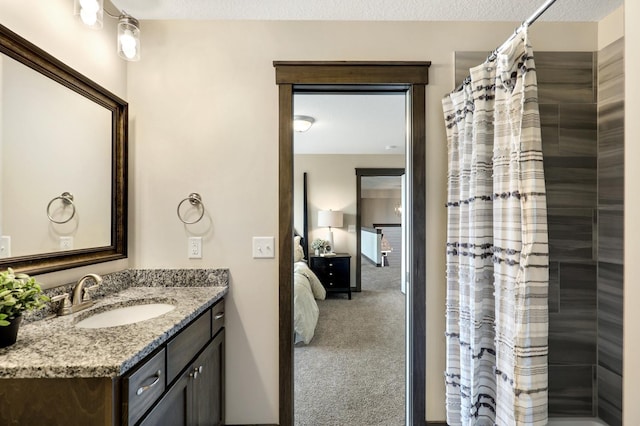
[318,210,343,228]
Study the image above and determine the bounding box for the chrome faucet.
[53,273,102,316]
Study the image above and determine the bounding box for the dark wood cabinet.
[140,329,225,426]
[0,298,225,426]
[138,300,225,426]
[309,254,351,299]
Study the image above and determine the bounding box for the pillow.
[294,235,305,262]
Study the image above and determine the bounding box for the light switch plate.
[253,236,275,258]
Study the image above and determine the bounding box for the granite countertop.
[0,269,228,380]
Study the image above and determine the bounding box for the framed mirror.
[0,23,127,275]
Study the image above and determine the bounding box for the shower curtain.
[442,29,549,426]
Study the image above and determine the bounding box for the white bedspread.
[294,261,325,344]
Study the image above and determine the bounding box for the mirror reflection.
[0,22,127,275]
[1,53,112,258]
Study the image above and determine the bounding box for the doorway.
[356,168,406,293]
[275,61,430,426]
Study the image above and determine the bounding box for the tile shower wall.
[455,50,602,417]
[597,37,624,426]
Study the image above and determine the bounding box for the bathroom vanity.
[0,269,228,426]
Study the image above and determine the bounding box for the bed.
[293,172,325,344]
[293,235,325,344]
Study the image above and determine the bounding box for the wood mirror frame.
[275,61,429,426]
[0,23,127,275]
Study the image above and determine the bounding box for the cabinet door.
[139,371,190,426]
[193,329,225,426]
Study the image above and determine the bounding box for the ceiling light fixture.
[75,3,141,62]
[293,115,315,132]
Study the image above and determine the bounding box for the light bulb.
[120,30,137,59]
[122,44,137,59]
[80,8,98,26]
[79,0,99,13]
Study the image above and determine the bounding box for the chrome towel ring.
[177,193,205,224]
[47,192,76,224]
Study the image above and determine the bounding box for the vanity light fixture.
[293,115,315,132]
[117,15,141,61]
[75,2,141,62]
[74,0,104,29]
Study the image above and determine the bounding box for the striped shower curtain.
[442,29,549,426]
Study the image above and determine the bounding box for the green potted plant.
[0,268,49,348]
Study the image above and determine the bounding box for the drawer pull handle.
[190,365,204,379]
[136,370,162,396]
[214,312,225,320]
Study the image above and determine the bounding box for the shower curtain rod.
[493,0,558,55]
[454,0,558,91]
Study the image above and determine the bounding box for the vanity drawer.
[212,299,225,338]
[124,348,166,425]
[167,309,211,383]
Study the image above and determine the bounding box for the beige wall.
[129,20,596,423]
[0,0,129,287]
[624,1,637,424]
[598,5,624,50]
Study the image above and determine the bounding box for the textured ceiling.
[110,0,622,22]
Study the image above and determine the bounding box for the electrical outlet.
[188,237,202,259]
[252,236,275,259]
[59,236,73,250]
[0,236,11,258]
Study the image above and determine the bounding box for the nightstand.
[309,253,351,299]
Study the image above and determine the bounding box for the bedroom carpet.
[294,257,405,425]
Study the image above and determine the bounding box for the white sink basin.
[75,303,176,329]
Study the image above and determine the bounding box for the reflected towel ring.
[177,193,205,224]
[47,192,76,224]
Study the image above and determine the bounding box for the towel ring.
[47,192,76,224]
[177,193,205,224]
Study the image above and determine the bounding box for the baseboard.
[426,421,448,426]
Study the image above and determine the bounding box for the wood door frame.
[355,167,406,292]
[274,61,430,426]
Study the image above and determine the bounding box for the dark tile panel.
[540,104,560,157]
[454,52,487,84]
[598,38,624,107]
[598,210,624,265]
[598,100,625,208]
[558,104,597,156]
[536,52,596,104]
[598,262,624,376]
[544,159,597,209]
[548,364,595,417]
[548,262,559,313]
[454,51,597,105]
[598,365,622,426]
[560,263,597,308]
[547,208,594,262]
[549,263,597,364]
